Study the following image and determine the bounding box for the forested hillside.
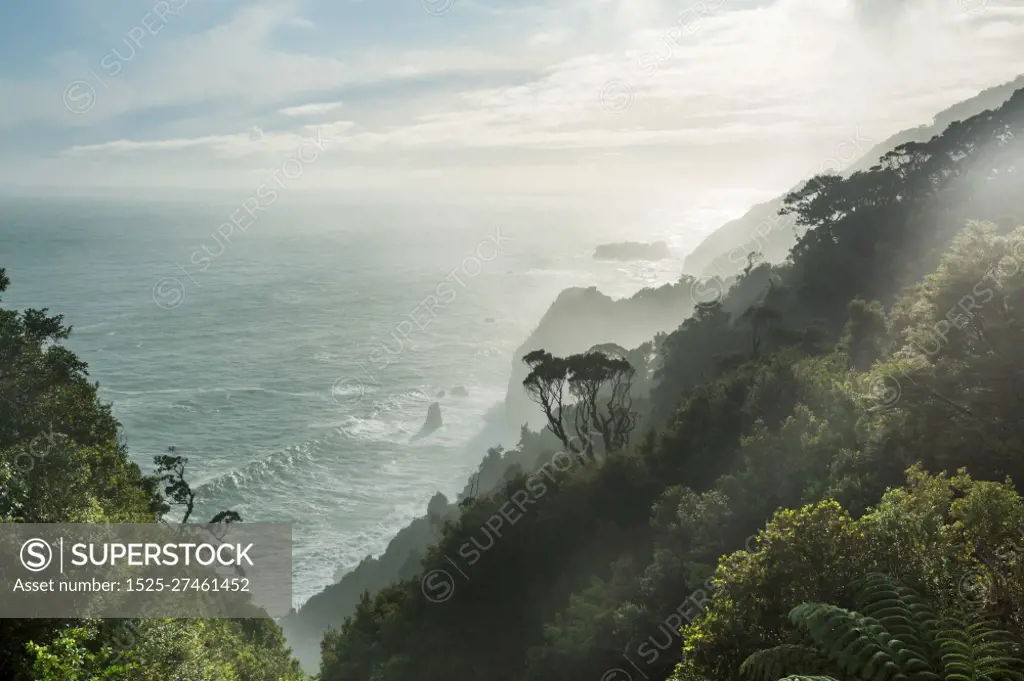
[682,74,1024,279]
[2,83,1022,681]
[317,87,1024,681]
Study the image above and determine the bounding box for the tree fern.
[787,601,913,681]
[936,617,1024,681]
[741,574,1024,681]
[850,573,942,675]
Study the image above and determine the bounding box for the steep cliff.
[503,281,694,428]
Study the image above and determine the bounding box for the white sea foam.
[4,195,724,606]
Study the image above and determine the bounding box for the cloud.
[4,0,1024,195]
[63,134,245,155]
[0,2,533,132]
[279,101,345,117]
[277,0,1023,157]
[62,122,354,159]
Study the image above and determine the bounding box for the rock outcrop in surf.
[593,240,671,261]
[410,402,442,441]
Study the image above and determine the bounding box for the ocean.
[0,191,758,606]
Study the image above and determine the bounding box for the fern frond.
[851,573,942,674]
[788,602,906,681]
[744,575,1024,681]
[937,617,1024,681]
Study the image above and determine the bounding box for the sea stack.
[410,402,442,441]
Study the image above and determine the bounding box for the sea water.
[0,191,754,606]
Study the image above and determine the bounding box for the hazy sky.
[2,0,1022,198]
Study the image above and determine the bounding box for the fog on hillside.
[2,2,1024,679]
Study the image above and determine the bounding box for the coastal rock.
[593,241,671,261]
[410,402,442,441]
[427,492,448,520]
[451,386,469,397]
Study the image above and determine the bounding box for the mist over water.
[0,192,757,605]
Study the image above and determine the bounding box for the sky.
[1,0,1023,199]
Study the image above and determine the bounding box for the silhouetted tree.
[523,350,638,461]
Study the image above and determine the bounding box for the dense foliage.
[0,269,305,680]
[315,87,1024,681]
[738,572,1023,681]
[3,83,1023,681]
